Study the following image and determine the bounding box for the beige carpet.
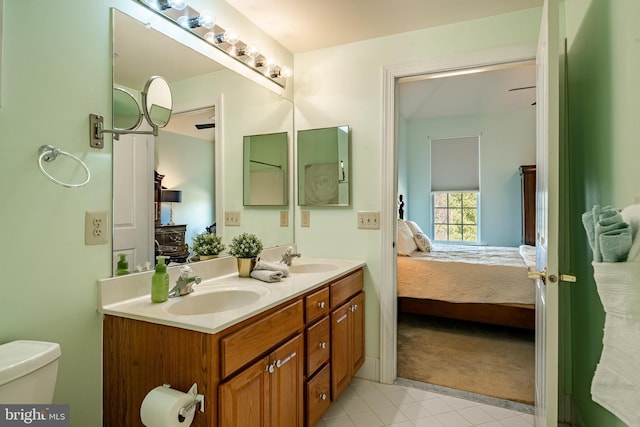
[397,313,535,404]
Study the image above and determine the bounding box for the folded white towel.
[621,203,640,262]
[593,262,640,318]
[254,259,290,277]
[591,261,640,424]
[250,269,284,283]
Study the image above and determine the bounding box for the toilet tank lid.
[0,340,61,386]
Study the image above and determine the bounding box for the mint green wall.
[0,1,290,426]
[401,109,536,246]
[294,8,542,361]
[564,0,640,425]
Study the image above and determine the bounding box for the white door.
[112,133,155,273]
[534,0,560,425]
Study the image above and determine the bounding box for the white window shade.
[430,136,479,192]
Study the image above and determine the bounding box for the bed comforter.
[397,244,535,305]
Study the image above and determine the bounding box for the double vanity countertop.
[98,250,365,334]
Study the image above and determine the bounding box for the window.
[430,136,480,242]
[433,192,478,242]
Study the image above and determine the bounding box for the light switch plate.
[301,210,310,227]
[225,211,241,226]
[280,211,289,227]
[357,211,380,229]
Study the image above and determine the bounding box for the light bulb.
[225,30,239,45]
[281,66,292,78]
[246,45,259,58]
[198,11,215,29]
[176,15,190,28]
[168,0,187,10]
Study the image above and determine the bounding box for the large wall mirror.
[298,126,351,206]
[243,132,289,206]
[111,8,294,275]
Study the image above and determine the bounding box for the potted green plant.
[227,232,263,277]
[191,232,226,260]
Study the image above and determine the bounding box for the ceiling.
[224,0,543,54]
[223,0,540,118]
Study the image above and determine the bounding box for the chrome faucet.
[169,275,201,298]
[280,246,301,266]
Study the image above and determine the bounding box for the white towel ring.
[37,145,91,188]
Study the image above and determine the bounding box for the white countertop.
[98,254,365,334]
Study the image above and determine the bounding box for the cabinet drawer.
[306,316,330,376]
[305,287,329,323]
[330,269,363,308]
[221,300,303,378]
[306,364,331,427]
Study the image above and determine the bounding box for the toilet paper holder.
[163,383,205,420]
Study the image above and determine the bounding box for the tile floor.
[315,378,534,427]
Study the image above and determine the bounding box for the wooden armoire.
[519,165,536,246]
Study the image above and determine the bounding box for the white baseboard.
[355,356,380,382]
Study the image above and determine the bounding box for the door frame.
[379,44,538,384]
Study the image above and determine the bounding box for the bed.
[396,217,537,330]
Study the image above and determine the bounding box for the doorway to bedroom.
[393,59,537,406]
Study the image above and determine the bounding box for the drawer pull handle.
[319,342,326,349]
[275,351,297,369]
[267,363,275,373]
[336,314,348,323]
[350,304,358,312]
[319,393,327,401]
[317,301,326,309]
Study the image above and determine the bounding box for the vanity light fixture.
[177,11,214,29]
[141,0,186,11]
[136,0,291,88]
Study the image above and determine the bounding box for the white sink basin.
[289,263,339,274]
[166,285,270,316]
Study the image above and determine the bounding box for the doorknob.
[528,268,576,283]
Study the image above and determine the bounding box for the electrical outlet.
[301,210,310,227]
[85,211,109,245]
[225,211,241,226]
[357,211,380,229]
[280,211,289,227]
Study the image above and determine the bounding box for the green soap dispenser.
[151,256,170,303]
[116,253,129,276]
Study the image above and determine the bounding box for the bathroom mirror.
[298,126,351,206]
[243,132,289,206]
[113,87,142,131]
[111,9,294,275]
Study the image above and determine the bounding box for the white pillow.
[414,232,432,252]
[397,219,418,255]
[405,220,423,236]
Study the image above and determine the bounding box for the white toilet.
[0,340,61,403]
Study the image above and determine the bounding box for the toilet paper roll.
[140,385,195,427]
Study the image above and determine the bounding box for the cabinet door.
[331,302,351,398]
[219,355,270,426]
[331,292,365,399]
[349,292,365,374]
[270,334,304,427]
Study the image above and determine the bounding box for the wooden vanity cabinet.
[103,267,364,427]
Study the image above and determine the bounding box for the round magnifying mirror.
[113,87,143,131]
[142,76,173,129]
